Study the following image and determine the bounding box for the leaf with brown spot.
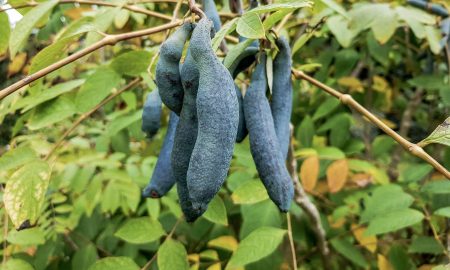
[327,159,348,193]
[300,156,319,192]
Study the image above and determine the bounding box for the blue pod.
[141,89,162,139]
[271,36,293,160]
[202,0,222,32]
[187,18,239,213]
[244,53,294,212]
[235,84,247,143]
[142,112,179,198]
[156,23,194,115]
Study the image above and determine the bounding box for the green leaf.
[110,50,152,76]
[6,228,45,245]
[434,207,450,218]
[327,15,356,48]
[88,257,139,270]
[297,115,314,147]
[292,32,314,55]
[237,13,265,40]
[425,25,442,54]
[13,79,85,113]
[419,117,450,147]
[320,0,349,18]
[114,217,165,244]
[226,227,286,269]
[240,200,281,239]
[105,110,143,137]
[0,145,36,172]
[85,6,123,46]
[212,18,238,51]
[361,185,414,223]
[370,4,398,44]
[263,9,292,29]
[227,170,253,191]
[57,16,96,40]
[388,245,415,270]
[4,161,51,229]
[316,147,346,160]
[223,39,254,69]
[312,98,340,121]
[0,13,10,55]
[398,163,433,182]
[0,258,34,270]
[395,6,430,39]
[409,236,444,254]
[249,1,312,14]
[28,96,76,130]
[157,239,189,270]
[9,0,58,58]
[422,180,450,194]
[330,238,368,268]
[203,196,228,226]
[348,159,389,184]
[231,180,269,204]
[75,67,122,113]
[365,208,424,236]
[72,244,98,270]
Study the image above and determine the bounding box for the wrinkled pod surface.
[141,89,162,139]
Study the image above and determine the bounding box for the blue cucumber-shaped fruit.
[243,53,294,212]
[156,23,193,115]
[171,49,204,222]
[141,89,162,139]
[227,46,259,78]
[187,18,239,213]
[271,36,293,160]
[202,0,222,32]
[235,84,247,143]
[142,111,179,198]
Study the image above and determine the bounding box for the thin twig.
[141,217,182,270]
[188,0,205,18]
[286,213,297,270]
[44,78,142,160]
[292,69,450,180]
[0,20,186,100]
[287,124,331,270]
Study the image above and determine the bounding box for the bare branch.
[292,69,450,180]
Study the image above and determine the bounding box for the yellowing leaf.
[187,254,200,263]
[338,76,363,92]
[352,224,377,253]
[300,156,319,192]
[7,52,27,77]
[208,236,238,252]
[327,159,348,193]
[207,263,222,270]
[372,75,389,92]
[377,254,393,270]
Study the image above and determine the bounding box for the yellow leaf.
[207,263,222,270]
[63,7,93,20]
[207,236,238,252]
[327,159,348,193]
[7,52,27,77]
[337,76,364,92]
[300,156,319,192]
[352,224,377,253]
[188,254,200,263]
[418,265,436,270]
[377,254,393,270]
[372,75,389,92]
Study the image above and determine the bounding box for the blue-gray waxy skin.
[156,23,193,115]
[202,0,221,32]
[234,84,247,143]
[187,18,239,213]
[141,89,162,139]
[271,36,293,160]
[244,54,294,212]
[171,49,204,222]
[228,47,259,78]
[142,112,179,198]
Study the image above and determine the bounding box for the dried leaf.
[300,156,319,192]
[327,159,348,193]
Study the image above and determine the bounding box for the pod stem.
[188,0,206,19]
[292,69,450,180]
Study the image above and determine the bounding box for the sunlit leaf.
[88,257,139,270]
[237,12,264,39]
[419,117,450,147]
[114,217,165,244]
[158,239,189,270]
[203,196,228,226]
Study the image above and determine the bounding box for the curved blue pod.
[156,23,194,115]
[141,89,162,139]
[271,36,293,160]
[235,84,247,143]
[202,0,222,32]
[243,53,294,212]
[187,18,239,213]
[142,112,179,198]
[172,49,204,222]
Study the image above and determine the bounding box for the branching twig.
[141,217,182,270]
[188,0,205,18]
[44,78,142,160]
[0,20,185,100]
[287,124,331,270]
[292,69,450,180]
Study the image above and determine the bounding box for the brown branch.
[287,124,331,270]
[188,0,205,18]
[0,19,186,100]
[292,69,450,180]
[44,78,142,160]
[141,217,182,270]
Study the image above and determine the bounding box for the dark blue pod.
[202,0,221,32]
[271,36,293,160]
[187,18,239,213]
[141,89,162,139]
[172,49,204,222]
[227,47,259,78]
[142,112,179,198]
[244,53,294,212]
[156,23,193,115]
[235,84,247,143]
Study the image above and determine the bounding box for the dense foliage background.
[0,0,449,269]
